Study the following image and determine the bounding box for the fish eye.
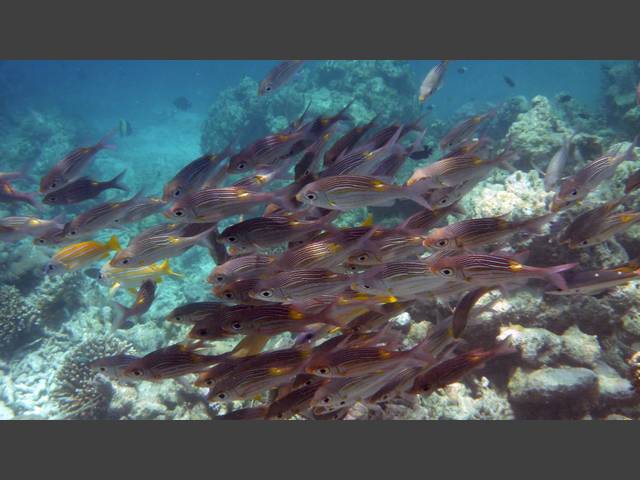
[205,379,214,386]
[50,182,57,189]
[217,392,227,400]
[37,238,45,244]
[266,85,272,91]
[339,401,346,406]
[304,193,317,201]
[259,290,273,298]
[174,316,182,322]
[305,379,312,386]
[49,196,56,202]
[231,321,242,330]
[436,239,449,247]
[227,236,237,243]
[174,209,184,217]
[99,367,107,372]
[69,230,77,236]
[361,284,371,289]
[570,189,578,196]
[173,189,181,197]
[237,163,246,170]
[318,368,328,375]
[439,268,454,276]
[223,292,234,299]
[323,397,331,403]
[580,240,589,246]
[121,258,130,265]
[439,197,448,205]
[215,276,224,283]
[197,328,208,336]
[358,255,368,262]
[132,369,143,377]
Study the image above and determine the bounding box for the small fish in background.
[503,75,516,87]
[42,170,128,205]
[63,190,144,238]
[0,181,40,210]
[544,136,574,192]
[457,66,468,74]
[625,168,640,194]
[44,235,121,275]
[418,60,449,103]
[0,215,64,241]
[258,60,305,96]
[551,137,637,211]
[39,130,117,194]
[166,301,233,325]
[89,354,139,381]
[118,119,133,137]
[172,96,192,111]
[111,279,156,330]
[556,93,573,103]
[544,266,640,296]
[118,196,167,224]
[439,109,497,153]
[567,211,640,248]
[121,343,224,381]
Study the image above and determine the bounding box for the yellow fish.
[99,259,183,295]
[45,235,121,275]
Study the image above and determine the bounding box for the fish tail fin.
[108,170,129,192]
[539,263,577,290]
[160,259,183,278]
[523,213,555,234]
[106,235,122,252]
[403,182,433,210]
[98,129,118,150]
[111,302,130,332]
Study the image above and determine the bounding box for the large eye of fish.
[580,240,589,246]
[439,268,454,277]
[231,321,242,330]
[304,192,317,201]
[361,284,371,290]
[436,239,449,248]
[121,258,130,265]
[322,397,331,404]
[69,230,78,236]
[132,369,144,377]
[265,85,272,92]
[237,163,246,170]
[48,196,56,202]
[227,236,237,243]
[223,292,234,300]
[50,182,57,189]
[259,290,273,298]
[569,189,578,197]
[439,197,449,205]
[205,379,215,386]
[36,238,45,244]
[173,208,185,217]
[357,254,368,262]
[217,392,227,400]
[173,188,181,197]
[317,367,329,375]
[99,366,107,372]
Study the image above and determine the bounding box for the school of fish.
[2,60,640,420]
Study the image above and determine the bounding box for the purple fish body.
[112,280,156,330]
[258,60,305,96]
[42,171,128,205]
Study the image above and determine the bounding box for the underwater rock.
[507,95,572,169]
[50,336,134,419]
[593,363,636,408]
[509,326,563,369]
[560,325,603,368]
[507,366,599,418]
[409,378,514,420]
[601,62,640,138]
[485,95,529,140]
[0,285,39,356]
[201,60,420,153]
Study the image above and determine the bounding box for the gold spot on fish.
[509,260,523,272]
[621,214,635,223]
[472,157,484,166]
[289,309,305,321]
[378,349,392,360]
[370,180,388,191]
[328,326,342,334]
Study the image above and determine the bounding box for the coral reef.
[201,60,420,153]
[50,336,134,419]
[601,62,640,138]
[0,285,39,354]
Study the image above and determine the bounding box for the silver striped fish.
[251,269,352,303]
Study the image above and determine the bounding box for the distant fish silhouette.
[503,75,515,87]
[173,96,192,111]
[118,119,133,137]
[457,67,468,74]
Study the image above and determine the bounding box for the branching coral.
[50,336,134,419]
[0,285,39,355]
